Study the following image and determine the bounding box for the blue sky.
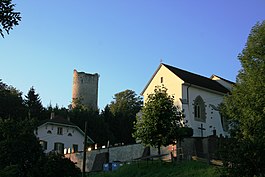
[1,0,265,110]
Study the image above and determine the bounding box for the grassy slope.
[89,160,220,177]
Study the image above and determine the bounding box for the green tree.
[0,0,21,38]
[25,87,44,120]
[29,153,81,177]
[0,118,43,177]
[221,21,265,177]
[133,86,190,155]
[0,80,26,119]
[109,89,143,144]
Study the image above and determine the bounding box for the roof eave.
[141,63,163,95]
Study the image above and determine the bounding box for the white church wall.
[143,65,184,108]
[182,85,228,137]
[36,124,85,153]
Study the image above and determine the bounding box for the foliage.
[0,80,26,119]
[133,86,191,154]
[89,160,219,177]
[108,89,143,144]
[25,86,44,120]
[0,0,21,38]
[70,107,112,145]
[29,153,81,177]
[0,118,44,176]
[220,21,265,176]
[0,165,20,177]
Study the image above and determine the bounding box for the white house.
[35,114,94,154]
[142,63,234,137]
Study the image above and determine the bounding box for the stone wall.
[65,143,172,172]
[65,137,223,172]
[72,69,99,109]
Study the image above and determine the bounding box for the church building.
[141,63,234,137]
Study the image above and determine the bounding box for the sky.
[1,0,265,110]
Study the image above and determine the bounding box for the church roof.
[142,63,231,95]
[162,63,230,94]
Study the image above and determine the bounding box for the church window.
[193,96,206,122]
[161,77,163,83]
[220,113,229,132]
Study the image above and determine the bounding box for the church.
[141,63,234,137]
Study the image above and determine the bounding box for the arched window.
[47,130,52,134]
[193,96,206,122]
[220,113,229,132]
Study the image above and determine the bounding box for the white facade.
[36,118,94,154]
[142,64,233,137]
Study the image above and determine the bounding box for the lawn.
[88,160,221,177]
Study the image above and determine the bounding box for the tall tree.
[0,80,26,119]
[220,21,265,177]
[109,89,143,144]
[25,87,44,120]
[0,0,21,38]
[133,86,191,155]
[0,118,43,177]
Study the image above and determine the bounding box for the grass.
[88,160,221,177]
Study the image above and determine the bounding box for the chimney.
[50,112,55,119]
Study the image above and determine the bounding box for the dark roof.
[210,74,235,85]
[162,63,230,94]
[40,116,76,126]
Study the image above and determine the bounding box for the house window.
[193,96,206,122]
[73,144,78,153]
[47,130,52,134]
[40,140,47,150]
[68,133,72,136]
[161,77,163,83]
[57,127,63,135]
[54,142,64,154]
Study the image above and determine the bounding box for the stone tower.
[72,69,99,110]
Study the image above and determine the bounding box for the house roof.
[142,63,230,95]
[40,116,76,126]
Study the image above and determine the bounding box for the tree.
[109,89,143,144]
[29,153,81,177]
[25,87,44,120]
[0,80,26,119]
[0,0,21,38]
[220,21,265,177]
[133,86,190,155]
[0,118,44,177]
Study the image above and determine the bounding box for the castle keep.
[72,69,99,110]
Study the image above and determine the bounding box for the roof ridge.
[162,63,214,81]
[162,63,230,94]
